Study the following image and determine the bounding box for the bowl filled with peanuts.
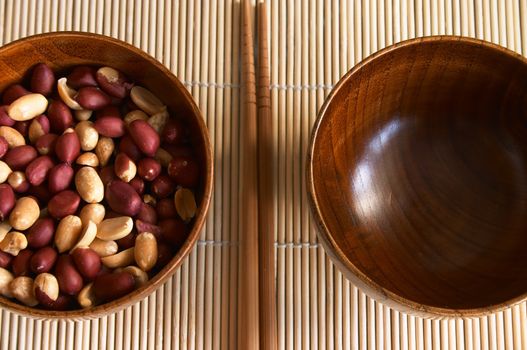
[0,32,212,318]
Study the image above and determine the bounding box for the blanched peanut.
[75,121,99,151]
[76,152,99,167]
[9,197,40,231]
[71,220,97,251]
[0,267,14,297]
[101,247,135,268]
[130,86,166,115]
[0,126,25,148]
[96,216,133,241]
[89,238,118,257]
[174,188,197,222]
[57,78,82,110]
[78,283,97,308]
[55,215,83,253]
[10,276,38,306]
[79,204,106,226]
[7,93,48,121]
[75,166,104,203]
[95,137,114,167]
[134,233,157,271]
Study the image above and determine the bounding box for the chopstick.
[257,1,278,350]
[238,0,260,348]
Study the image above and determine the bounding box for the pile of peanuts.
[0,63,199,310]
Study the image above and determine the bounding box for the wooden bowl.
[308,36,527,318]
[0,32,213,319]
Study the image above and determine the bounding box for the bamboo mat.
[0,0,526,349]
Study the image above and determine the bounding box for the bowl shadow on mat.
[307,36,527,318]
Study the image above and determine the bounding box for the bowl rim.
[307,35,527,319]
[0,31,213,319]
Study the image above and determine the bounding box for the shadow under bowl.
[308,36,527,317]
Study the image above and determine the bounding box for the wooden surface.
[0,32,213,319]
[0,0,526,349]
[257,1,278,349]
[308,36,527,318]
[238,0,260,349]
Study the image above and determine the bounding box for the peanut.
[7,93,48,121]
[75,121,99,151]
[134,232,157,271]
[93,271,134,302]
[30,246,57,274]
[128,120,160,157]
[0,126,25,148]
[10,276,38,306]
[101,247,135,268]
[71,220,97,251]
[12,249,33,276]
[124,110,148,125]
[4,145,38,170]
[0,267,13,297]
[96,66,130,98]
[9,197,39,230]
[48,100,73,132]
[76,87,111,110]
[148,109,169,133]
[77,282,97,308]
[47,190,80,219]
[94,116,125,138]
[71,247,101,280]
[48,163,74,194]
[114,153,137,182]
[105,180,142,216]
[89,238,118,257]
[55,215,83,253]
[97,216,133,241]
[137,158,161,181]
[154,148,173,168]
[26,218,54,249]
[55,129,81,163]
[33,272,59,302]
[28,115,50,143]
[0,184,15,220]
[0,160,12,183]
[0,222,11,242]
[95,136,114,167]
[76,152,99,167]
[57,77,83,110]
[7,170,30,193]
[74,109,93,121]
[25,155,54,186]
[55,255,83,295]
[30,63,55,96]
[75,166,104,203]
[79,204,106,226]
[130,86,166,115]
[121,266,148,287]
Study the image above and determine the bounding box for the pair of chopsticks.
[239,0,277,349]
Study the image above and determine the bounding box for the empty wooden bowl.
[308,37,527,317]
[0,32,212,318]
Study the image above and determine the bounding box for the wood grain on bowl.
[308,36,527,318]
[0,32,212,319]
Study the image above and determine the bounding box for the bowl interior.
[0,32,212,318]
[310,38,527,313]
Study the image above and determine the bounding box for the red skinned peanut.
[30,63,55,96]
[128,120,160,157]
